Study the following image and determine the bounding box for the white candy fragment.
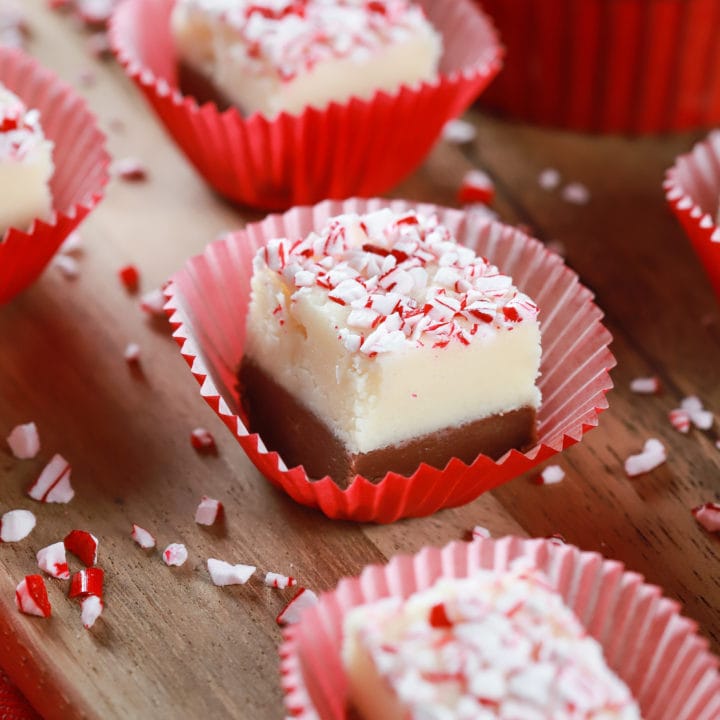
[207,558,256,586]
[264,572,297,589]
[6,422,40,459]
[441,118,476,144]
[276,588,319,626]
[1,509,36,542]
[538,168,561,191]
[112,156,147,181]
[59,231,83,255]
[53,254,80,279]
[124,342,141,363]
[28,454,74,503]
[195,496,222,526]
[36,542,70,579]
[680,396,714,430]
[629,376,661,395]
[81,595,103,629]
[561,182,590,205]
[470,525,491,540]
[140,288,165,316]
[163,543,188,567]
[131,524,156,549]
[538,465,565,485]
[692,503,720,533]
[624,438,667,477]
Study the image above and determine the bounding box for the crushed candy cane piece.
[562,182,590,205]
[538,167,561,190]
[441,118,476,144]
[53,254,79,279]
[37,542,70,579]
[630,376,661,395]
[276,588,319,626]
[624,438,667,477]
[6,421,40,459]
[163,543,188,567]
[124,342,141,364]
[264,572,297,589]
[28,454,74,503]
[681,395,703,413]
[69,567,104,599]
[669,408,691,434]
[673,396,715,431]
[470,525,491,540]
[547,533,567,545]
[130,524,156,549]
[59,231,83,255]
[690,409,714,430]
[692,503,720,533]
[1,510,36,542]
[118,264,140,292]
[140,288,165,316]
[458,169,495,205]
[81,595,103,629]
[76,0,117,25]
[15,575,51,618]
[207,559,256,586]
[195,496,222,525]
[64,530,98,566]
[536,465,565,485]
[190,428,216,453]
[112,156,147,181]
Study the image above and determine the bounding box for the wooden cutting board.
[1,3,719,719]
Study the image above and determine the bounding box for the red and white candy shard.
[81,595,103,629]
[37,541,70,580]
[536,465,565,485]
[130,524,156,549]
[629,376,661,395]
[207,558,256,586]
[264,572,297,589]
[111,156,147,181]
[624,438,667,477]
[669,408,691,434]
[681,395,714,430]
[190,428,216,452]
[124,342,141,363]
[69,567,104,599]
[6,421,40,459]
[470,525,491,540]
[195,496,222,525]
[15,575,51,618]
[118,264,140,292]
[457,169,495,206]
[441,119,476,145]
[140,288,166,316]
[163,543,188,567]
[276,588,319,626]
[28,453,74,503]
[692,503,720,534]
[64,530,98,566]
[0,509,36,542]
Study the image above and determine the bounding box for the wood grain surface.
[1,3,719,719]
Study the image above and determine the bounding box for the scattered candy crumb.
[1,510,36,543]
[28,454,74,503]
[112,156,147,181]
[536,465,565,485]
[59,231,83,255]
[668,408,690,434]
[195,496,222,526]
[629,376,661,395]
[64,530,98,566]
[124,342,141,364]
[470,525,491,540]
[118,264,140,293]
[458,169,495,206]
[264,572,297,589]
[81,595,103,629]
[15,575,51,618]
[276,588,319,626]
[163,543,188,567]
[538,168,561,191]
[140,288,165,316]
[624,438,667,477]
[69,567,104,599]
[36,542,70,580]
[692,503,720,533]
[561,182,591,205]
[547,533,567,545]
[53,254,80,279]
[207,559,256,586]
[680,396,714,430]
[441,118,476,144]
[6,421,40,459]
[190,428,216,453]
[130,524,156,549]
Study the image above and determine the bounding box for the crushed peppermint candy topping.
[195,496,222,525]
[36,542,70,580]
[0,85,49,162]
[28,454,74,503]
[629,376,661,395]
[624,438,666,477]
[64,530,98,567]
[680,395,714,430]
[81,595,104,629]
[264,571,297,589]
[130,524,156,549]
[179,0,434,82]
[255,209,538,357]
[15,575,51,618]
[6,421,40,459]
[458,169,495,206]
[668,408,691,434]
[207,558,256,586]
[345,567,641,719]
[190,428,216,453]
[69,567,104,599]
[163,543,188,567]
[0,509,36,543]
[535,465,565,485]
[692,503,720,533]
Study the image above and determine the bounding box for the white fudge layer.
[245,209,541,455]
[0,84,53,235]
[342,568,643,720]
[171,0,442,116]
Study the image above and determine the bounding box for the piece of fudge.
[170,0,442,117]
[239,209,542,485]
[0,84,53,235]
[342,568,643,720]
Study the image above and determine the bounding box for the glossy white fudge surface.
[171,0,442,116]
[245,209,541,455]
[0,84,54,235]
[342,568,643,720]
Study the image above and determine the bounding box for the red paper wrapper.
[109,0,502,210]
[280,537,720,719]
[0,48,109,304]
[165,197,615,523]
[478,0,720,134]
[665,132,720,302]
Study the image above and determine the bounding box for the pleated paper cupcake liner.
[0,48,109,304]
[478,0,720,134]
[665,131,720,301]
[110,0,502,210]
[280,536,720,719]
[164,197,615,523]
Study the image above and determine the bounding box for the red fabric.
[0,669,39,720]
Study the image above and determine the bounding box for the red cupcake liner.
[164,197,615,523]
[280,536,720,719]
[110,0,502,210]
[664,132,720,301]
[0,48,109,305]
[478,0,720,134]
